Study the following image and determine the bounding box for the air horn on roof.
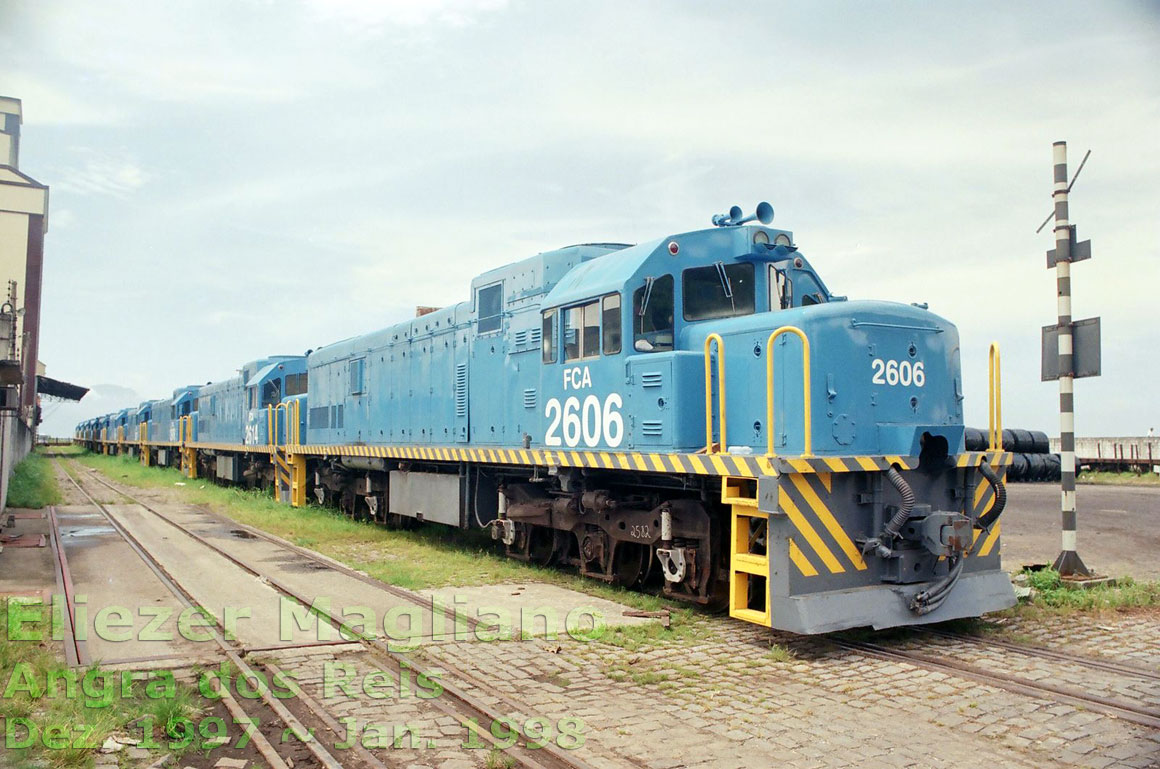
[711,201,774,228]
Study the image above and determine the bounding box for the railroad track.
[46,506,86,667]
[926,628,1160,682]
[56,459,346,769]
[831,634,1160,731]
[57,458,603,769]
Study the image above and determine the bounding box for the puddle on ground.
[281,558,332,572]
[62,525,117,539]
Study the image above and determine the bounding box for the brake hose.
[911,554,965,615]
[975,463,1007,530]
[862,467,916,558]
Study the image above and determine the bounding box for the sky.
[1,0,1157,439]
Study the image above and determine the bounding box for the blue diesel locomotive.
[79,205,1015,633]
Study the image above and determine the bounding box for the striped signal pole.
[1049,141,1091,578]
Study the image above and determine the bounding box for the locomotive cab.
[242,355,307,446]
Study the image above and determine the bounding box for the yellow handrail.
[293,399,301,445]
[765,326,813,457]
[703,333,727,453]
[266,405,274,446]
[273,402,288,448]
[988,342,1002,452]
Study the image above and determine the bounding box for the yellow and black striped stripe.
[775,471,869,577]
[968,455,1008,558]
[90,438,1009,480]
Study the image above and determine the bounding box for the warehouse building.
[0,96,86,509]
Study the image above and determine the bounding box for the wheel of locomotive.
[528,525,562,566]
[579,528,609,576]
[508,523,560,566]
[611,541,650,588]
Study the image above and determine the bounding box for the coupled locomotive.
[79,204,1015,634]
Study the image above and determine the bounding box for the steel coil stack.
[964,427,1060,482]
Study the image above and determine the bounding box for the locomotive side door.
[454,328,469,442]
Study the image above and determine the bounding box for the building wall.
[0,413,32,510]
[0,210,29,358]
[0,96,48,511]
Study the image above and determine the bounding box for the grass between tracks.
[69,452,704,647]
[39,444,88,457]
[7,452,62,508]
[0,601,204,769]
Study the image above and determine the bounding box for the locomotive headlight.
[774,233,792,247]
[753,231,770,245]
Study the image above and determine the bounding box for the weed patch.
[1077,470,1159,486]
[0,601,204,769]
[1018,568,1160,613]
[7,453,61,508]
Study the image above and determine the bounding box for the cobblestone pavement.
[259,610,1160,769]
[67,464,1160,768]
[881,629,1160,709]
[265,646,497,769]
[176,621,1160,766]
[988,610,1160,671]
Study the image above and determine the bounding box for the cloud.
[300,0,509,30]
[54,148,151,198]
[11,0,1160,438]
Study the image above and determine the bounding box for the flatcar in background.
[78,204,1015,634]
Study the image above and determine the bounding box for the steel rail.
[55,460,324,769]
[833,638,1160,730]
[156,503,479,633]
[46,506,86,667]
[71,459,599,769]
[925,629,1160,683]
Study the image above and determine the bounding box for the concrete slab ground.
[418,583,654,639]
[99,503,330,651]
[54,503,212,665]
[1002,483,1160,578]
[144,503,656,645]
[0,508,53,599]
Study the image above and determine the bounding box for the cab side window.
[541,310,556,363]
[770,265,790,310]
[350,359,366,395]
[477,283,503,334]
[286,373,308,396]
[602,294,621,354]
[262,378,282,407]
[794,273,827,306]
[564,300,600,361]
[632,275,674,352]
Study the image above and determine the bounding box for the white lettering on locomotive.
[545,391,624,448]
[562,366,593,391]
